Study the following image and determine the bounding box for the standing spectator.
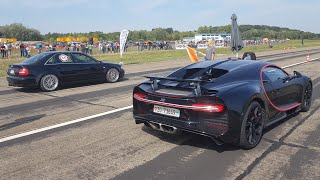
[4,43,8,59]
[204,39,215,60]
[1,44,5,59]
[124,42,128,52]
[85,43,89,54]
[116,42,120,53]
[107,43,111,53]
[37,43,43,54]
[20,43,25,57]
[76,43,80,51]
[65,43,70,51]
[26,45,31,57]
[52,44,57,51]
[71,43,75,51]
[81,43,85,53]
[102,43,106,54]
[48,44,53,51]
[111,42,115,53]
[98,42,102,53]
[7,43,12,59]
[88,43,93,55]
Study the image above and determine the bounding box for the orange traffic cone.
[307,54,310,61]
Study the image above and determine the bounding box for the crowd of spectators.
[0,43,13,59]
[3,38,291,59]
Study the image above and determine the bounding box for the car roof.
[42,51,85,55]
[186,60,268,72]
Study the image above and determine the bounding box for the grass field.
[1,40,320,77]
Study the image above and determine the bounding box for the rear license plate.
[153,105,180,118]
[9,69,15,75]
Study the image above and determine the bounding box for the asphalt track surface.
[1,49,320,180]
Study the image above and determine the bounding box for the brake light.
[191,104,224,113]
[18,68,29,76]
[134,93,147,100]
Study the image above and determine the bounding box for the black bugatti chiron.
[133,60,312,149]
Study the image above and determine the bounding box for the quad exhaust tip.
[145,121,223,145]
[146,121,178,134]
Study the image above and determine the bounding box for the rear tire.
[239,101,265,149]
[40,74,59,92]
[301,81,312,112]
[106,68,120,83]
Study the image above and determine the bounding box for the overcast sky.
[1,0,319,34]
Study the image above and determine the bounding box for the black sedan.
[133,60,312,149]
[7,51,125,91]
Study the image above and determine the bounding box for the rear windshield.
[21,53,47,64]
[168,67,228,80]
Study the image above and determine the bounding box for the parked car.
[133,60,312,149]
[7,51,125,91]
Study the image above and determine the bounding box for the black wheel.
[239,101,265,149]
[301,81,312,112]
[106,68,120,83]
[40,74,59,92]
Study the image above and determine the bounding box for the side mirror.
[293,71,302,77]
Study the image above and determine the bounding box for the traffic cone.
[307,54,310,61]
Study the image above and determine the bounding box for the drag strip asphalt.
[0,58,319,146]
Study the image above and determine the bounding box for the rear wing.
[144,76,209,96]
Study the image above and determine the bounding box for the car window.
[168,67,228,80]
[72,53,98,64]
[46,54,73,64]
[21,53,47,64]
[263,67,288,82]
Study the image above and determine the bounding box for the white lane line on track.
[0,105,133,143]
[282,57,320,69]
[0,57,319,144]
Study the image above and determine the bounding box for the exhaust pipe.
[161,124,178,134]
[145,121,223,145]
[146,121,178,134]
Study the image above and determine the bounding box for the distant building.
[182,37,195,42]
[194,34,231,42]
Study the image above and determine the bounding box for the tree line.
[0,23,319,42]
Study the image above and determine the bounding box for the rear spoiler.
[144,76,210,96]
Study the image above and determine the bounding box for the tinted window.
[46,54,73,64]
[72,53,98,63]
[263,67,288,82]
[21,53,47,64]
[168,67,228,80]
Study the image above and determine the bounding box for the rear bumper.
[134,113,228,138]
[6,76,38,87]
[133,98,235,143]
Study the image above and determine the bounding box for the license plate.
[153,105,180,118]
[9,69,15,75]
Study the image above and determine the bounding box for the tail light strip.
[134,93,224,113]
[18,68,29,76]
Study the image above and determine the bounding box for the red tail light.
[191,104,224,113]
[18,68,29,76]
[134,93,147,100]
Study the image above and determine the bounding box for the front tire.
[239,101,265,149]
[301,81,312,112]
[106,68,120,83]
[40,74,59,92]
